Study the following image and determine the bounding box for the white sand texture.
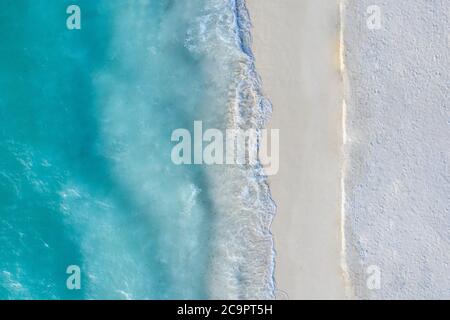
[247,0,347,299]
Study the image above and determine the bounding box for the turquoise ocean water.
[0,0,275,299]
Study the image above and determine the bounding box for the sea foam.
[186,0,276,299]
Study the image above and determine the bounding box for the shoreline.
[247,0,346,299]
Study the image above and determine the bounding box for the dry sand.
[247,0,347,299]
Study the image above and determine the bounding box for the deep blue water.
[0,0,275,299]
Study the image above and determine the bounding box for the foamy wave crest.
[187,0,276,299]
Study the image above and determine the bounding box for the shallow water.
[0,0,274,299]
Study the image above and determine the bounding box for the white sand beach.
[247,0,346,299]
